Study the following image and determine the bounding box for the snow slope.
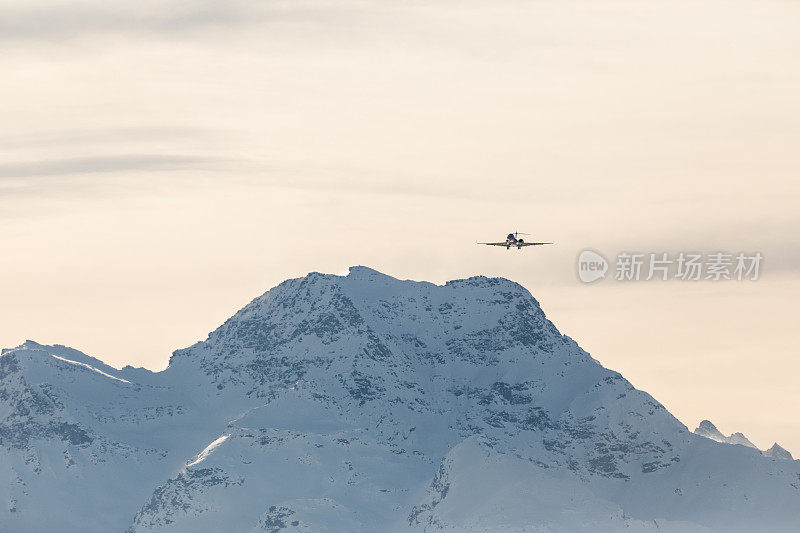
[1,267,798,532]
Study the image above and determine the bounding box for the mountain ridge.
[693,419,793,459]
[2,267,799,532]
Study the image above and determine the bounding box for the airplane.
[478,232,553,250]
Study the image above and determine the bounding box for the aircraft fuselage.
[505,233,521,249]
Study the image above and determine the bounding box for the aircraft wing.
[518,242,553,246]
[477,242,509,246]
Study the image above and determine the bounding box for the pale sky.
[1,0,799,454]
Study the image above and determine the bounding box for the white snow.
[50,354,132,384]
[186,434,230,467]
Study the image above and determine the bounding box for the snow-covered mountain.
[694,420,758,449]
[763,443,794,461]
[693,420,793,460]
[2,267,799,532]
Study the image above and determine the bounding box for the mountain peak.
[346,265,393,279]
[167,266,567,399]
[727,432,757,448]
[763,443,794,461]
[1,339,43,355]
[694,419,725,441]
[697,419,717,430]
[694,420,761,450]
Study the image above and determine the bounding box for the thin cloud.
[0,154,222,179]
[0,1,253,41]
[0,0,359,42]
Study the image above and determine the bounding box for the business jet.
[478,232,553,250]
